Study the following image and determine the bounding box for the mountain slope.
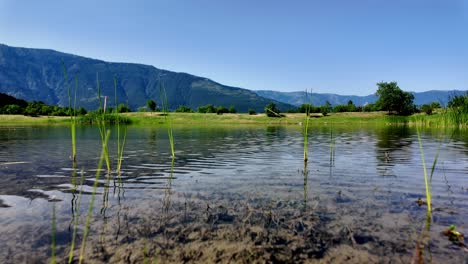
[0,44,293,112]
[255,89,467,107]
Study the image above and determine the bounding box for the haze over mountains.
[0,43,465,112]
[255,89,467,107]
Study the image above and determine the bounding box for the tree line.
[1,82,466,117]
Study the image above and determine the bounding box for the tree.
[197,104,216,113]
[248,108,256,115]
[375,82,415,115]
[265,103,281,117]
[117,104,131,113]
[216,106,229,115]
[147,99,156,112]
[175,105,193,113]
[320,101,332,116]
[3,104,23,114]
[228,106,237,113]
[448,92,468,109]
[77,107,87,115]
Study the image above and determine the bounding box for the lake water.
[0,125,467,263]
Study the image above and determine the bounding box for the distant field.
[1,111,463,128]
[0,115,69,124]
[0,112,390,126]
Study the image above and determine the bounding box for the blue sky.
[0,0,467,95]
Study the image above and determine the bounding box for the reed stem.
[416,127,432,213]
[79,130,111,264]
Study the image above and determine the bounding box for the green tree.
[117,104,131,113]
[77,107,87,115]
[448,92,468,109]
[375,82,415,115]
[265,103,281,117]
[248,108,256,115]
[228,106,237,113]
[216,106,229,115]
[147,99,156,112]
[175,105,193,113]
[3,104,23,114]
[197,104,216,113]
[320,101,332,116]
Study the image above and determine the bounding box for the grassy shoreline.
[0,111,465,128]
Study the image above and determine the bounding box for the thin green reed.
[96,73,111,172]
[303,89,311,162]
[303,161,308,210]
[68,169,86,264]
[416,127,432,214]
[160,82,175,159]
[51,203,56,264]
[114,76,127,174]
[61,61,77,162]
[79,130,111,264]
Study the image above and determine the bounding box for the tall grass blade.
[114,75,128,175]
[51,202,56,264]
[160,82,175,159]
[61,61,77,162]
[303,89,311,162]
[416,127,432,213]
[303,161,308,210]
[79,130,111,264]
[68,169,85,263]
[95,73,111,172]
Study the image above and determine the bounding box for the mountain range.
[0,44,293,112]
[0,43,465,112]
[255,89,467,107]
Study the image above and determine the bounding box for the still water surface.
[0,125,467,262]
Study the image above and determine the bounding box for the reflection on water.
[0,125,467,262]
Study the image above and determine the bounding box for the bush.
[78,112,131,124]
[175,105,193,113]
[421,104,434,115]
[216,106,229,115]
[2,104,23,114]
[265,103,281,117]
[198,104,216,113]
[228,106,237,113]
[116,104,131,113]
[363,103,378,112]
[248,108,256,115]
[320,101,332,116]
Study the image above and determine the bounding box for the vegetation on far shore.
[1,82,467,128]
[0,110,465,128]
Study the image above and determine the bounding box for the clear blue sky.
[0,0,467,95]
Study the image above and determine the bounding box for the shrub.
[197,104,216,113]
[175,105,193,113]
[265,103,281,117]
[228,106,237,114]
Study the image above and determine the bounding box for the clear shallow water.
[0,125,467,262]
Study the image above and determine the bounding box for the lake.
[0,124,467,263]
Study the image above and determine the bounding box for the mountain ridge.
[255,89,467,107]
[0,43,293,112]
[1,43,465,112]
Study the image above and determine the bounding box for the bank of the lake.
[0,111,465,128]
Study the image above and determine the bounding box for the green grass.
[1,110,467,129]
